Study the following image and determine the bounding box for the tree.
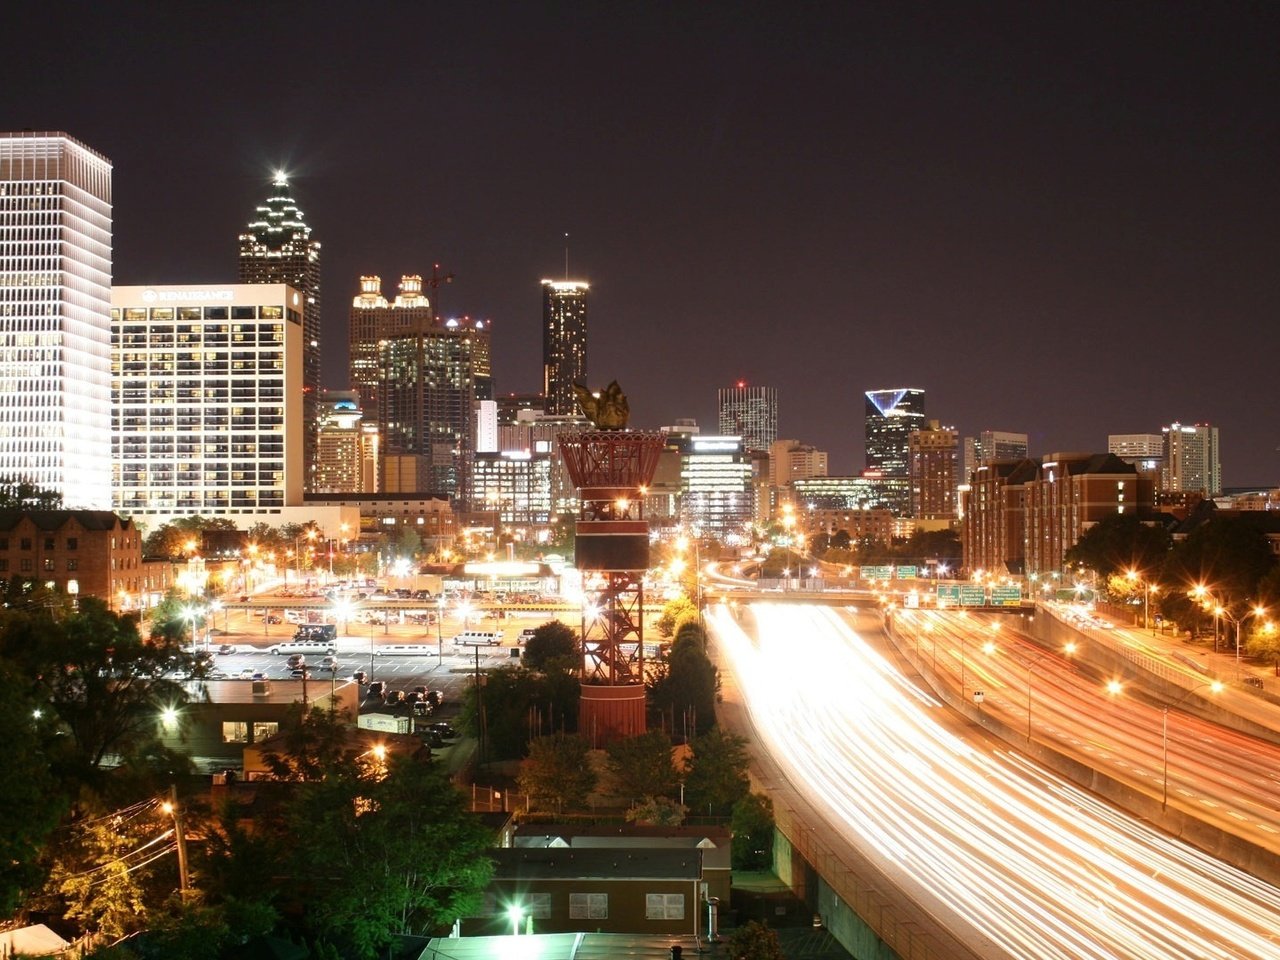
[142,516,236,559]
[656,595,699,637]
[649,627,718,738]
[284,755,494,958]
[727,920,785,960]
[0,661,66,912]
[0,477,63,509]
[1064,513,1171,583]
[606,730,677,800]
[46,803,176,943]
[522,620,578,672]
[0,598,194,791]
[682,727,750,816]
[1160,514,1277,633]
[518,734,597,811]
[459,664,578,759]
[626,796,687,826]
[731,792,775,870]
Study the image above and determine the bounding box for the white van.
[454,630,503,646]
[268,639,337,656]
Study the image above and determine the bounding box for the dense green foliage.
[682,727,751,816]
[648,624,718,738]
[606,729,678,801]
[521,619,579,672]
[517,733,597,811]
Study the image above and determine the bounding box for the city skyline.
[4,4,1276,484]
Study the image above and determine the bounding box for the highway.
[897,607,1280,849]
[710,601,1280,960]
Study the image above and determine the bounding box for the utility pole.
[167,785,190,894]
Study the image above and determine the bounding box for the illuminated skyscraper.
[349,275,491,499]
[238,173,321,490]
[542,279,588,415]
[0,132,112,508]
[718,383,778,453]
[864,387,926,515]
[1161,422,1221,496]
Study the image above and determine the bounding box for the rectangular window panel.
[528,892,551,919]
[646,894,685,920]
[569,893,607,920]
[252,722,279,742]
[222,722,249,743]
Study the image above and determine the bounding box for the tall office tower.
[541,279,588,415]
[0,132,112,508]
[963,430,1029,481]
[909,421,959,520]
[111,284,304,525]
[238,173,321,490]
[1108,433,1164,475]
[718,383,778,453]
[315,390,379,493]
[864,388,925,514]
[1162,422,1221,496]
[349,275,491,499]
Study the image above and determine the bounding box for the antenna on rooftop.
[564,232,570,280]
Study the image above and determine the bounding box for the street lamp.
[1161,679,1223,809]
[436,595,447,661]
[1025,642,1076,742]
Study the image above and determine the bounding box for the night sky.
[7,2,1277,483]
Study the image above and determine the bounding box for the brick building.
[961,454,1153,577]
[0,510,163,608]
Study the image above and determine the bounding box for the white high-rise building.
[0,132,113,507]
[1162,422,1221,496]
[111,284,305,526]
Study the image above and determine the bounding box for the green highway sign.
[991,585,1023,606]
[896,565,918,579]
[959,585,987,607]
[936,584,961,606]
[864,565,894,581]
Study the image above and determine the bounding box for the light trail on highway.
[711,602,1280,960]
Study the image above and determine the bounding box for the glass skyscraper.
[718,383,778,453]
[864,387,925,515]
[541,279,588,416]
[0,132,113,508]
[238,174,321,490]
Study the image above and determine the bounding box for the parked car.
[367,680,386,699]
[352,670,368,684]
[429,722,459,739]
[412,701,434,717]
[319,655,340,671]
[262,613,282,624]
[425,690,445,708]
[217,644,236,655]
[239,668,255,680]
[385,690,407,706]
[290,668,312,680]
[423,730,445,749]
[286,654,307,668]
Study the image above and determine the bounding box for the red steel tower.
[558,429,665,745]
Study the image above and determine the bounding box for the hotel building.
[111,284,305,525]
[0,132,113,508]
